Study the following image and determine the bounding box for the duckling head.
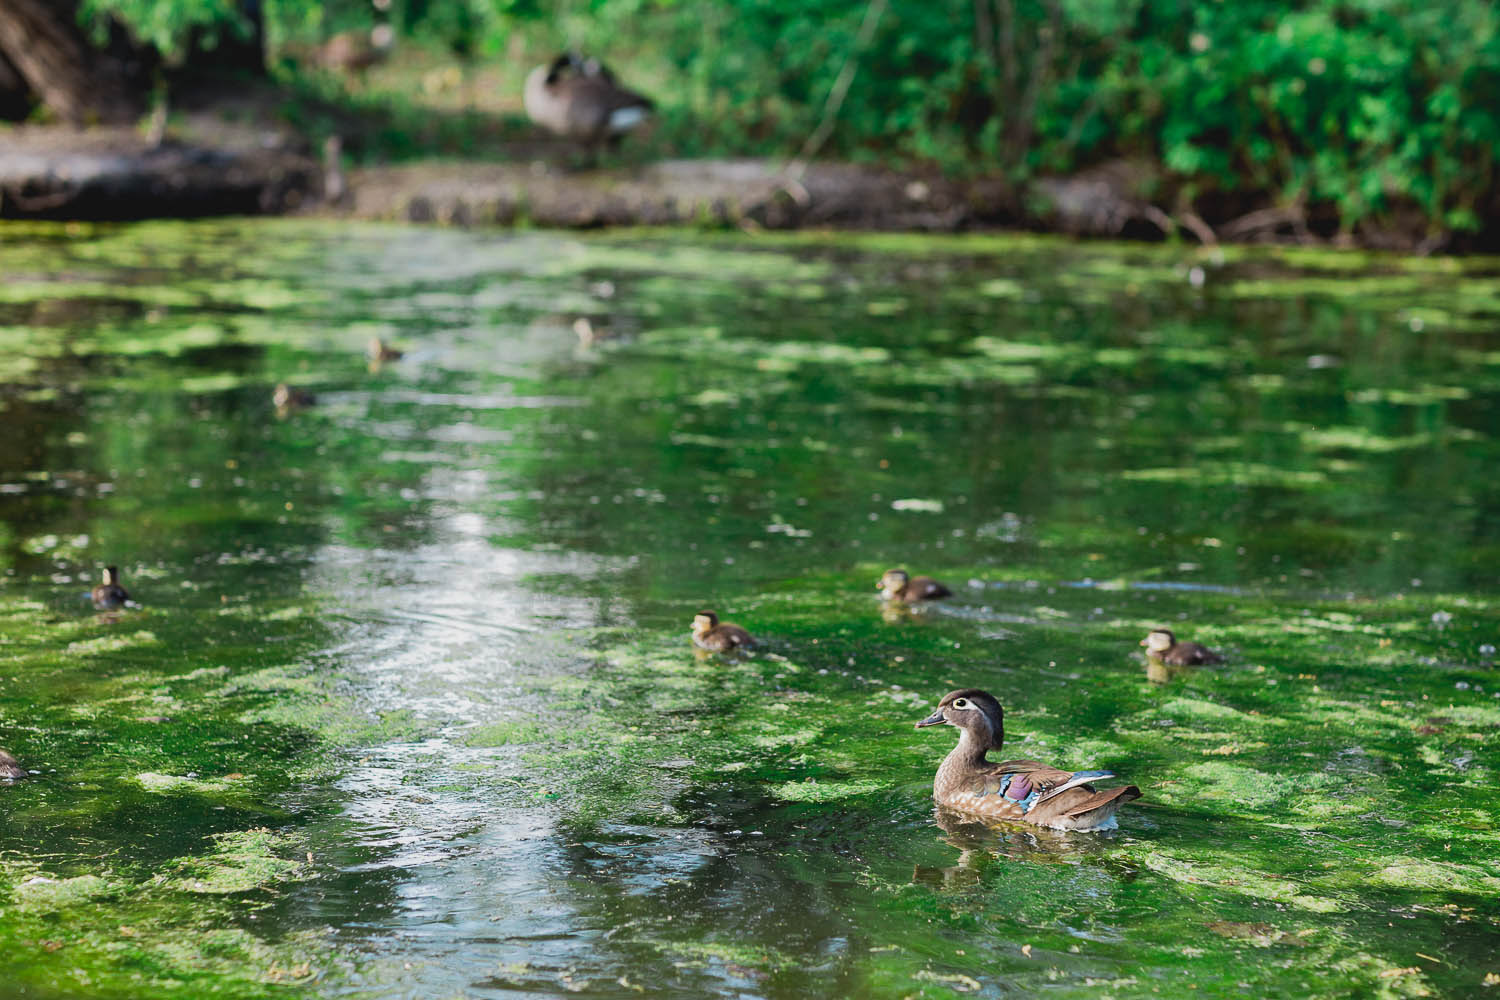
[878,568,909,596]
[691,610,719,636]
[916,689,1004,749]
[1141,628,1176,653]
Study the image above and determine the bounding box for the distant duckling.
[1140,627,1222,665]
[0,748,26,780]
[878,569,952,603]
[367,337,403,364]
[91,565,130,611]
[273,383,316,413]
[524,52,653,161]
[691,610,755,653]
[572,317,616,349]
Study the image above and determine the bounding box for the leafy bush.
[80,0,1500,236]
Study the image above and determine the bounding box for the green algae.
[3,220,1500,998]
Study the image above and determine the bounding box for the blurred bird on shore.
[524,53,653,164]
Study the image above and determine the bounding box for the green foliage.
[78,0,1500,234]
[81,0,253,59]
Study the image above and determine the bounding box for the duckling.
[367,337,403,363]
[916,689,1140,831]
[1140,628,1222,666]
[0,748,26,780]
[690,610,755,653]
[572,317,618,349]
[366,337,403,372]
[91,565,130,611]
[524,52,654,162]
[878,568,952,603]
[273,383,316,414]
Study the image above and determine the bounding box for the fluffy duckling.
[0,748,26,780]
[367,337,403,364]
[690,610,755,653]
[91,565,130,611]
[524,52,653,162]
[572,317,618,349]
[273,383,316,414]
[878,568,952,603]
[1140,628,1222,666]
[916,689,1140,831]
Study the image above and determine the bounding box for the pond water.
[1,220,1498,999]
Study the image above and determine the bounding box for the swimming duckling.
[367,337,403,365]
[0,749,26,780]
[1140,628,1222,666]
[572,317,617,349]
[524,52,654,163]
[878,569,952,603]
[690,610,755,653]
[916,689,1141,831]
[273,383,316,415]
[91,565,130,611]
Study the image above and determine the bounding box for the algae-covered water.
[1,220,1498,999]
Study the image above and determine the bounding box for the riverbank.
[0,119,1481,253]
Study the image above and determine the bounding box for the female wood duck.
[524,52,654,162]
[691,610,755,653]
[0,748,26,780]
[91,565,130,610]
[879,569,952,603]
[1140,628,1222,665]
[916,689,1141,831]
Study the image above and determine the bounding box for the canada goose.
[524,52,653,162]
[319,24,395,77]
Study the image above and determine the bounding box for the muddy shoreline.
[0,125,1483,252]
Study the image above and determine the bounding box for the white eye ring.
[953,698,970,709]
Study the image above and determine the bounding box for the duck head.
[916,689,1005,750]
[1141,628,1176,653]
[691,610,719,636]
[103,565,121,585]
[878,568,910,597]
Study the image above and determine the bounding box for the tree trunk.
[0,0,144,124]
[0,47,30,120]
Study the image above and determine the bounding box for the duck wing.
[1167,642,1222,665]
[987,760,1140,827]
[911,576,952,599]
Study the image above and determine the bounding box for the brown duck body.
[1142,628,1222,666]
[91,566,129,611]
[879,569,952,603]
[0,749,26,780]
[693,624,754,653]
[690,610,755,653]
[918,690,1140,832]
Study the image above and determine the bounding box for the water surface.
[1,221,1498,998]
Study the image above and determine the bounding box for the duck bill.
[1138,638,1149,646]
[914,710,946,728]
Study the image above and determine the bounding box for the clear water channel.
[0,220,1498,998]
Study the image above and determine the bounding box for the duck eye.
[953,698,969,709]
